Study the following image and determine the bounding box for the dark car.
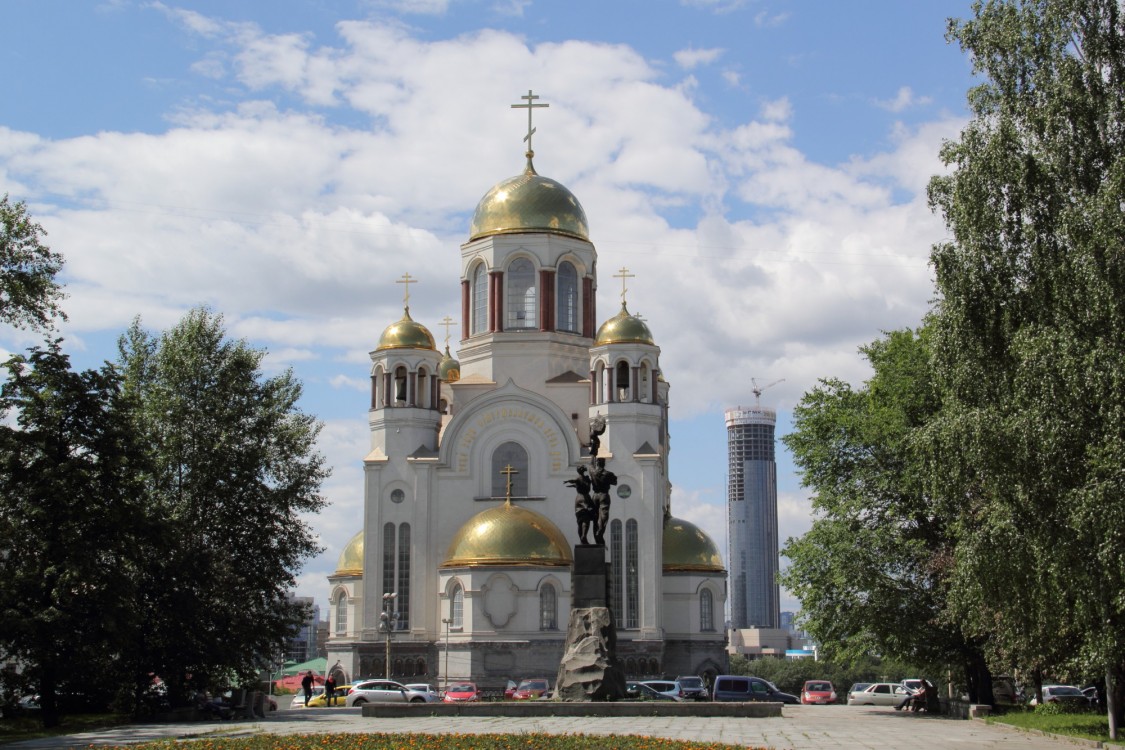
[711,675,799,704]
[675,676,709,701]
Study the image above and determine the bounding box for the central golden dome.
[335,530,364,576]
[443,502,573,567]
[595,302,655,346]
[469,159,589,242]
[663,517,725,572]
[377,307,436,352]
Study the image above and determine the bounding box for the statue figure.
[589,457,618,546]
[588,415,607,458]
[565,465,595,545]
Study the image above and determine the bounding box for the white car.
[346,679,438,706]
[847,682,912,706]
[405,683,440,700]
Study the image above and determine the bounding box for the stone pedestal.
[554,545,626,701]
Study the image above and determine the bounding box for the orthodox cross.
[511,90,548,156]
[613,267,635,304]
[440,315,455,347]
[500,464,520,505]
[396,272,417,308]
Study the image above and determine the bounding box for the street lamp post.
[380,592,397,680]
[441,617,452,694]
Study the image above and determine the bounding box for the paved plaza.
[6,704,1087,750]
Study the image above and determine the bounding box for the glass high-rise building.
[725,405,780,629]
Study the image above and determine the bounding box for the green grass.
[96,733,757,750]
[989,710,1125,745]
[0,712,130,745]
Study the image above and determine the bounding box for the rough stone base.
[555,607,626,701]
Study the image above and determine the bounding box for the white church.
[325,93,727,690]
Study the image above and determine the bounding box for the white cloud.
[674,46,724,70]
[874,85,933,113]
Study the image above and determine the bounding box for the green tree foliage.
[730,655,922,699]
[0,195,65,330]
[781,328,994,699]
[0,343,149,727]
[116,308,328,704]
[926,0,1125,729]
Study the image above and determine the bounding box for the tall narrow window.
[616,361,631,402]
[557,261,578,333]
[397,523,411,629]
[610,520,624,627]
[506,258,536,330]
[471,264,488,335]
[700,589,714,632]
[491,441,529,498]
[539,584,558,630]
[334,593,347,635]
[625,519,639,629]
[451,583,464,628]
[382,523,396,604]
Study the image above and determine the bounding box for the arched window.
[334,592,347,635]
[539,584,558,630]
[382,523,396,603]
[557,261,578,333]
[610,519,624,627]
[393,366,408,405]
[397,523,411,629]
[625,519,639,629]
[700,588,714,632]
[471,264,488,335]
[506,258,536,330]
[450,583,464,628]
[491,441,529,498]
[616,361,631,402]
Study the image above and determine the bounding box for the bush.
[1035,701,1091,716]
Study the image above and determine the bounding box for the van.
[711,675,798,703]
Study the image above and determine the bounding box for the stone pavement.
[6,704,1086,750]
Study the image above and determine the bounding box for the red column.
[540,269,555,331]
[461,280,470,340]
[490,271,504,332]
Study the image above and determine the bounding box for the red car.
[801,680,837,704]
[443,682,480,702]
[511,678,549,699]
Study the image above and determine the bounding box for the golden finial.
[511,89,549,165]
[613,267,635,306]
[396,272,417,311]
[440,315,455,347]
[500,464,520,506]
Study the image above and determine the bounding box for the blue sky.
[1,0,977,614]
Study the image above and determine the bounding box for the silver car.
[345,679,438,706]
[847,682,912,706]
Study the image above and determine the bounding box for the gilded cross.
[440,315,455,346]
[396,272,417,307]
[500,464,520,505]
[613,267,635,304]
[511,90,548,156]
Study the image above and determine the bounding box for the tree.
[781,327,994,701]
[927,0,1125,734]
[116,308,328,702]
[0,195,66,330]
[0,342,150,727]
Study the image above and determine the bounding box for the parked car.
[1081,685,1100,709]
[443,682,480,702]
[504,680,518,699]
[846,683,872,704]
[304,684,350,707]
[711,675,799,704]
[405,684,440,700]
[641,680,684,701]
[296,686,325,707]
[511,678,550,700]
[674,675,709,701]
[993,676,1021,705]
[901,678,925,694]
[1029,685,1088,708]
[625,682,679,701]
[801,680,837,705]
[847,682,912,706]
[346,679,438,706]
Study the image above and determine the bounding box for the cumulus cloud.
[875,85,933,113]
[674,46,724,70]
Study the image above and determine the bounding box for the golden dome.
[336,530,363,576]
[595,303,654,346]
[469,159,589,242]
[443,502,573,567]
[663,517,725,573]
[377,307,436,352]
[439,345,461,382]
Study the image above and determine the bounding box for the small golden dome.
[469,159,589,242]
[663,517,725,573]
[595,303,654,346]
[439,345,461,383]
[336,530,363,576]
[443,502,573,567]
[377,307,436,352]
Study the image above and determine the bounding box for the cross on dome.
[500,463,520,506]
[440,315,455,346]
[613,267,635,305]
[511,89,549,159]
[396,272,417,309]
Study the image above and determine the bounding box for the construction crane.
[750,377,784,406]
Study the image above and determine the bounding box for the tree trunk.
[1108,668,1117,741]
[964,651,993,705]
